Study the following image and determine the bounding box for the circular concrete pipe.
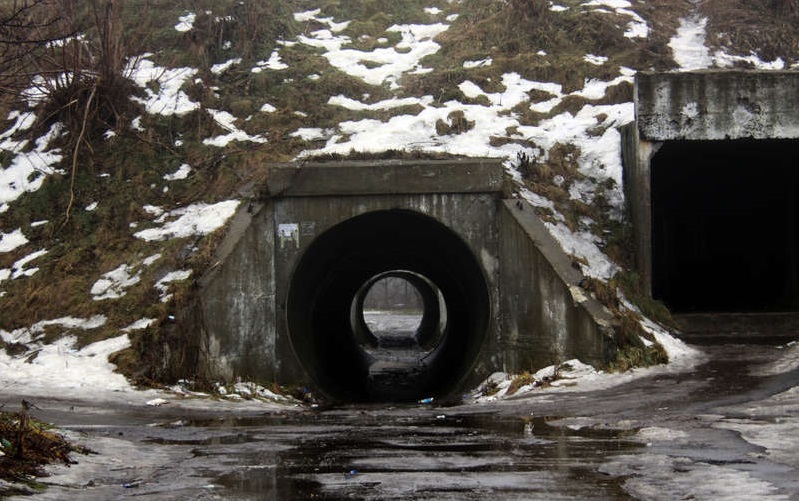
[286,210,491,402]
[349,270,445,350]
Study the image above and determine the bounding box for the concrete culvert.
[286,209,491,402]
[651,138,799,313]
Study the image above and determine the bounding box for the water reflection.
[200,409,640,500]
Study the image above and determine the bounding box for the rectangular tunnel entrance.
[651,139,799,313]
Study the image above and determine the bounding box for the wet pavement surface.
[4,336,799,500]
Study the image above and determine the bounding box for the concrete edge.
[197,200,266,289]
[501,199,617,329]
[264,158,507,197]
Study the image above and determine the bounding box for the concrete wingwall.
[191,201,278,383]
[497,200,618,372]
[170,159,620,397]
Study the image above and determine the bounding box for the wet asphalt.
[4,336,799,500]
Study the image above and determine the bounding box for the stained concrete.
[176,159,621,400]
[498,200,618,370]
[635,70,799,141]
[624,71,799,308]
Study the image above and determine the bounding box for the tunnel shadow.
[286,209,491,402]
[651,139,799,313]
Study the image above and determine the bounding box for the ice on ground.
[635,426,689,443]
[602,454,790,500]
[669,16,712,70]
[0,228,28,253]
[750,340,799,376]
[134,200,240,242]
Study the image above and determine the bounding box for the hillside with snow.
[1,0,797,396]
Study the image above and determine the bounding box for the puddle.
[195,409,641,500]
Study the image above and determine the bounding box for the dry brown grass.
[702,0,799,61]
[0,403,88,486]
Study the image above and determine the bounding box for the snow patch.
[297,18,449,89]
[164,163,192,181]
[211,57,242,74]
[127,56,200,116]
[203,109,266,147]
[0,248,48,284]
[134,200,240,242]
[122,318,157,332]
[0,228,28,253]
[0,122,64,213]
[175,12,196,32]
[669,16,712,70]
[252,50,289,72]
[155,270,192,302]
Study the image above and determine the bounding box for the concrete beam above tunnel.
[635,70,799,141]
[624,71,799,319]
[266,158,507,197]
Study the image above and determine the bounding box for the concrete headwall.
[171,159,622,398]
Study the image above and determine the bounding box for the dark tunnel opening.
[286,210,491,402]
[651,139,799,313]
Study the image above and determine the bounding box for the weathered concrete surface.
[624,71,799,297]
[636,70,799,141]
[176,159,621,399]
[498,200,618,371]
[186,201,277,382]
[620,121,657,293]
[270,159,504,398]
[266,158,506,196]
